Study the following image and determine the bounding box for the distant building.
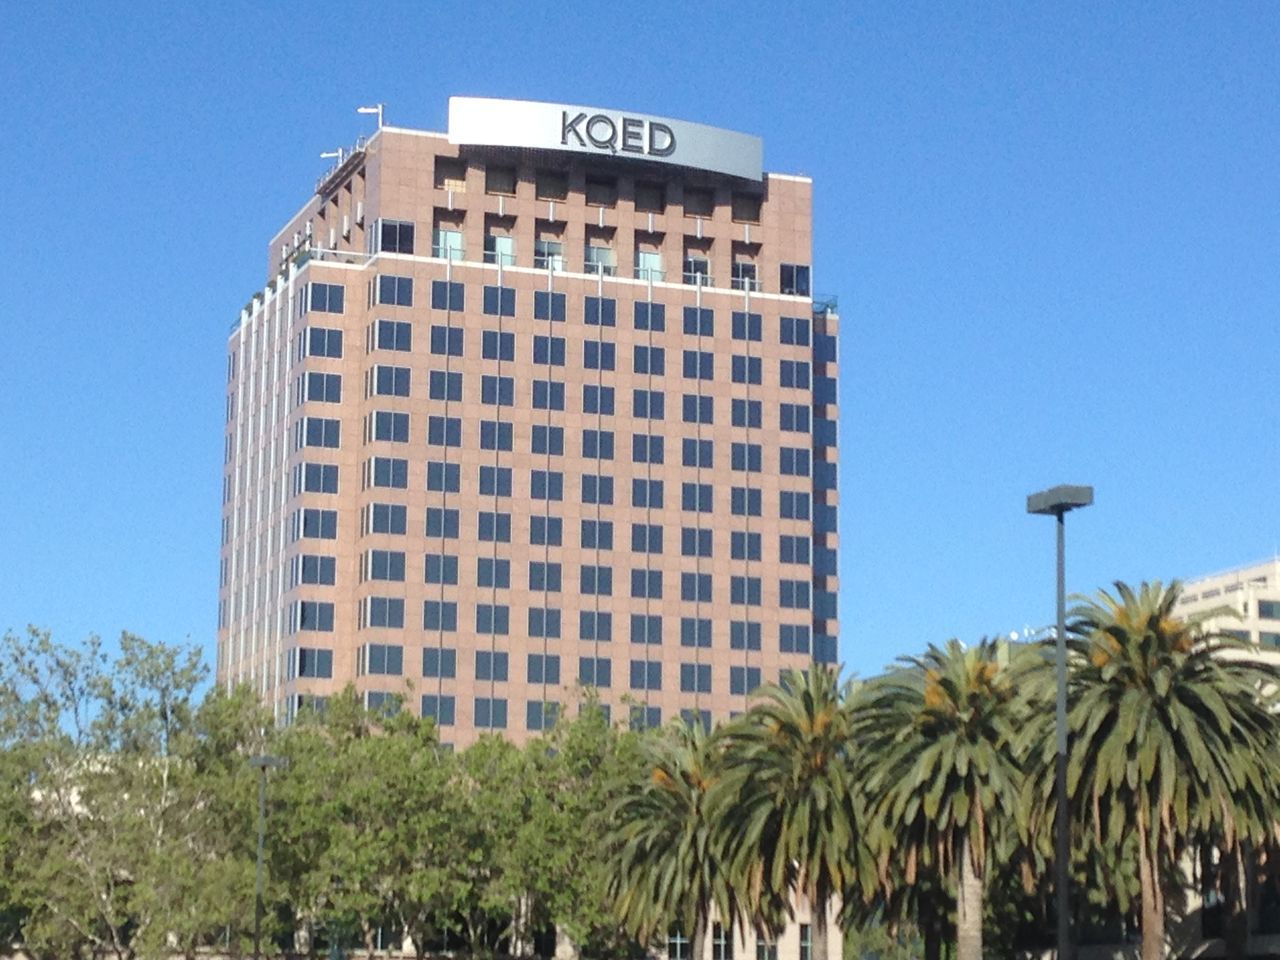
[1178,557,1280,657]
[216,97,841,751]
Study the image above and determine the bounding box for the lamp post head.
[1027,484,1094,517]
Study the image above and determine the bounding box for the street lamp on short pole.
[249,754,287,960]
[1027,484,1093,960]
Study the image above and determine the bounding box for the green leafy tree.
[711,667,867,960]
[854,638,1033,960]
[1061,581,1280,960]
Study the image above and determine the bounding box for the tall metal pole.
[1026,483,1092,960]
[255,764,266,960]
[1054,511,1072,960]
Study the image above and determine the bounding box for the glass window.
[682,438,713,468]
[425,461,460,493]
[295,647,334,679]
[367,549,405,582]
[429,325,464,357]
[376,275,413,307]
[432,228,464,260]
[681,483,713,513]
[534,335,567,366]
[780,315,811,346]
[296,512,337,542]
[634,301,666,331]
[584,244,616,276]
[422,648,457,678]
[474,697,508,729]
[300,462,339,494]
[527,653,561,684]
[477,557,511,588]
[780,263,811,297]
[481,375,514,406]
[295,555,336,586]
[780,624,811,654]
[583,384,615,415]
[579,657,612,687]
[634,345,665,376]
[780,447,811,477]
[424,553,459,585]
[681,527,712,558]
[366,601,404,632]
[478,465,512,497]
[732,311,763,341]
[372,365,411,397]
[305,327,343,358]
[427,415,462,448]
[633,389,665,420]
[580,565,614,596]
[580,611,613,642]
[424,507,460,539]
[421,695,455,726]
[430,280,465,311]
[530,469,564,501]
[478,512,512,543]
[362,643,404,676]
[582,474,615,505]
[780,403,811,433]
[632,478,664,509]
[730,576,762,606]
[483,233,516,267]
[781,360,811,389]
[631,569,663,599]
[526,701,560,731]
[680,618,712,649]
[375,320,411,353]
[301,417,340,449]
[631,523,663,554]
[630,705,662,731]
[731,486,762,517]
[371,411,409,443]
[583,429,615,460]
[731,356,763,385]
[534,239,565,272]
[368,503,407,535]
[379,219,415,254]
[534,290,567,321]
[483,284,516,316]
[731,442,762,472]
[305,371,342,403]
[533,380,566,410]
[629,660,662,691]
[730,620,762,651]
[428,370,463,402]
[731,666,763,696]
[780,535,811,564]
[580,519,613,550]
[584,340,616,371]
[482,329,515,361]
[780,490,811,520]
[682,394,714,424]
[682,307,713,336]
[528,608,562,638]
[631,434,664,464]
[308,283,345,314]
[681,572,712,602]
[530,515,563,546]
[423,600,458,631]
[630,614,662,646]
[682,350,714,381]
[584,296,617,326]
[528,561,563,593]
[532,424,565,455]
[475,605,511,637]
[479,420,514,451]
[680,662,712,693]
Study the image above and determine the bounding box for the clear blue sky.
[1,2,1276,681]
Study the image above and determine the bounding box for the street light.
[1027,484,1093,960]
[249,754,288,960]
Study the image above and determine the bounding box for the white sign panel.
[448,97,763,181]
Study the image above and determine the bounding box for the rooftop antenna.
[357,104,385,128]
[320,148,346,163]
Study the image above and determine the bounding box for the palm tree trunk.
[1222,841,1248,960]
[955,834,983,960]
[1137,811,1165,960]
[921,893,943,960]
[812,909,831,960]
[690,914,707,960]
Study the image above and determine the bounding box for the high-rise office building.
[218,97,840,745]
[1179,557,1280,659]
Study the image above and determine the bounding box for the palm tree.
[853,638,1033,960]
[604,722,738,960]
[710,666,867,960]
[1063,581,1280,960]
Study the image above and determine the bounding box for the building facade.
[1178,556,1280,658]
[217,97,840,747]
